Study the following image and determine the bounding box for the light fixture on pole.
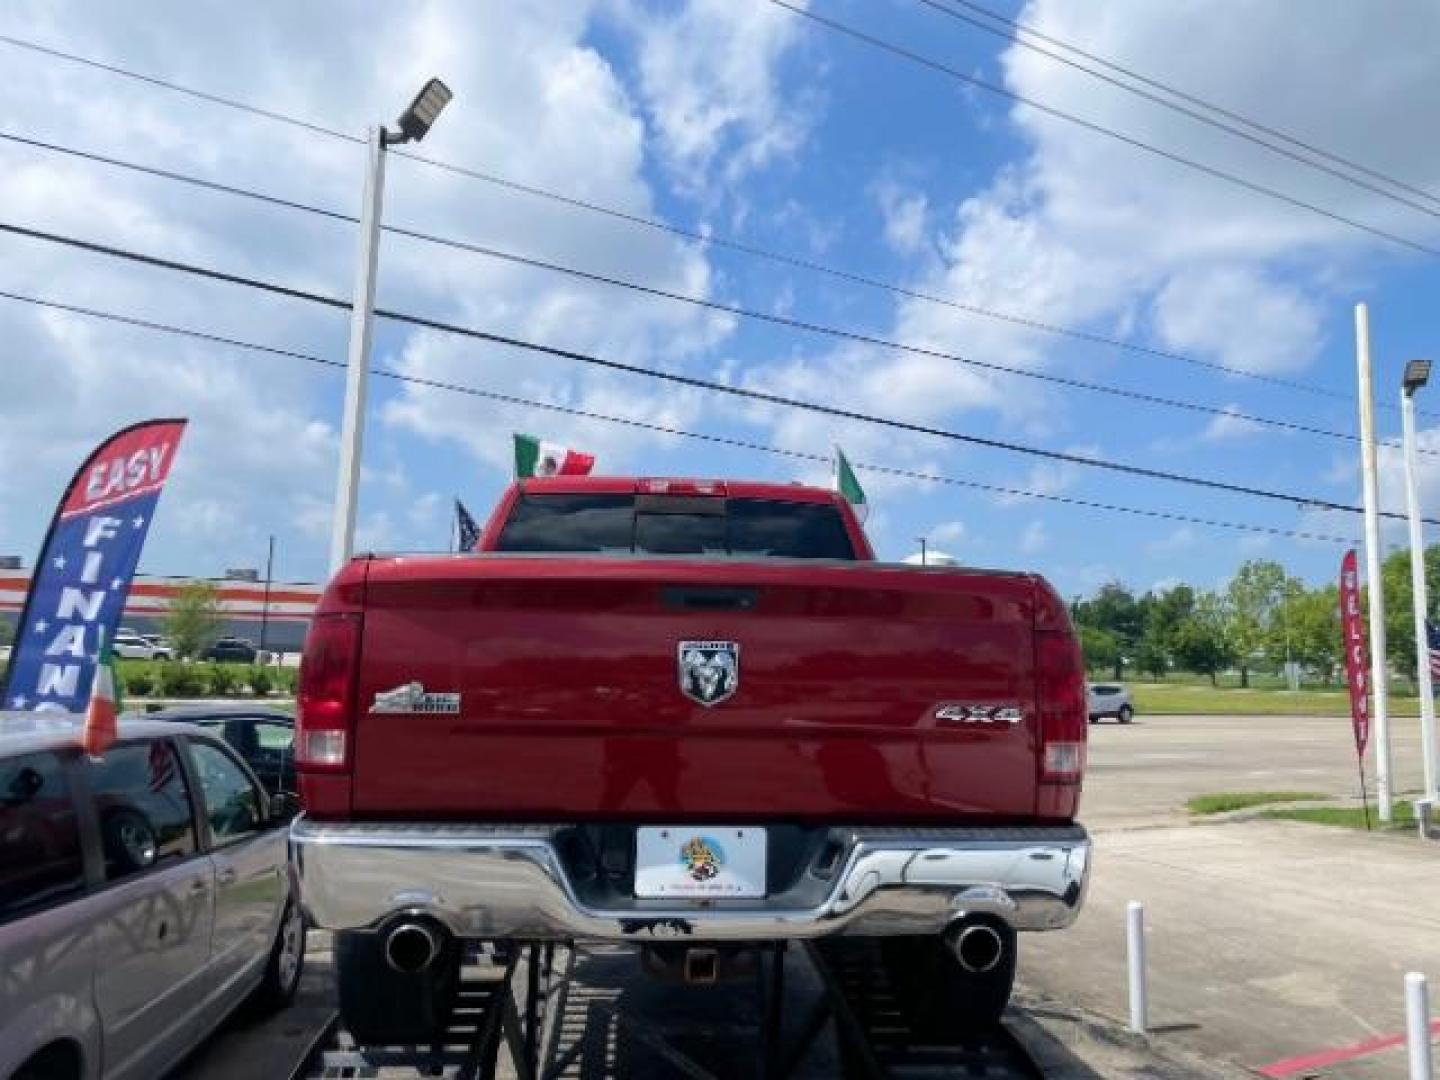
[1401,357,1438,804]
[329,78,453,574]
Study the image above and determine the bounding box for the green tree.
[1172,591,1235,685]
[1288,583,1341,686]
[1381,543,1440,675]
[1134,627,1171,679]
[1132,584,1195,680]
[1078,624,1120,675]
[1226,560,1287,687]
[1073,582,1142,679]
[165,581,223,660]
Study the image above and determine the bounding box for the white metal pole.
[1406,972,1432,1080]
[1357,303,1395,821]
[1404,389,1440,804]
[1127,901,1148,1033]
[329,125,388,574]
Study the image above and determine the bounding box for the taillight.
[1036,629,1087,782]
[296,612,362,773]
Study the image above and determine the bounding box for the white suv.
[112,633,171,661]
[1087,683,1134,724]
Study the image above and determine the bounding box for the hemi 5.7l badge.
[370,682,461,715]
[934,704,1022,725]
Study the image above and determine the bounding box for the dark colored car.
[203,638,259,664]
[154,706,295,799]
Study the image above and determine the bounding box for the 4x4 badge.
[678,641,740,707]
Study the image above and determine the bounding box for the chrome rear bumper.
[290,818,1090,942]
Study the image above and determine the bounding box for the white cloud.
[1020,520,1048,553]
[625,0,815,193]
[995,445,1098,505]
[876,183,929,256]
[1201,405,1268,442]
[1152,267,1323,376]
[930,520,967,546]
[0,1,808,581]
[1146,526,1199,556]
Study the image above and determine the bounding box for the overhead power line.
[7,130,1429,448]
[915,0,1440,223]
[766,0,1440,259]
[0,286,1355,547]
[0,37,1373,408]
[934,0,1440,210]
[0,216,1421,525]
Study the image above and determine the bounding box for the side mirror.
[269,791,300,825]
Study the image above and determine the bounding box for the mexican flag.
[514,433,595,478]
[834,446,868,522]
[83,629,122,757]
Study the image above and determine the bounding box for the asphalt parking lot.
[172,712,1436,1078]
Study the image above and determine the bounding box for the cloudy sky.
[2,0,1439,598]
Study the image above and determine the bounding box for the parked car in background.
[203,638,259,664]
[112,632,171,662]
[1087,682,1134,723]
[155,706,296,799]
[0,712,304,1080]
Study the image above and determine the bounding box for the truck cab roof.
[514,476,848,505]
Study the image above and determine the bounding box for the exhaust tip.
[952,923,1005,974]
[385,922,441,974]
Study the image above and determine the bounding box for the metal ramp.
[288,939,1041,1079]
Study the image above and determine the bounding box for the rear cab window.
[496,494,857,560]
[0,751,85,923]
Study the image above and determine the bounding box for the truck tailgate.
[349,557,1040,821]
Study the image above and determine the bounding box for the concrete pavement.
[1020,714,1440,1078]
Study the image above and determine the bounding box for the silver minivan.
[0,713,305,1080]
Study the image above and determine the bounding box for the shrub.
[159,662,206,698]
[249,665,274,697]
[207,664,238,697]
[276,668,298,695]
[125,668,154,697]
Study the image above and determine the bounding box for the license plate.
[634,827,767,899]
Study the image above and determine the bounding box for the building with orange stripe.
[0,569,321,651]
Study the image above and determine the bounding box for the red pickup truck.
[291,477,1090,1043]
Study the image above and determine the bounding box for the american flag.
[1428,619,1440,681]
[455,499,480,552]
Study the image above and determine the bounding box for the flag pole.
[1358,758,1372,831]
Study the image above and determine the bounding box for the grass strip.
[1187,791,1327,815]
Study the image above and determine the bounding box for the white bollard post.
[1417,799,1435,841]
[1127,901,1148,1034]
[1407,973,1433,1080]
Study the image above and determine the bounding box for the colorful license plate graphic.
[634,827,767,899]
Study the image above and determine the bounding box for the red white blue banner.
[3,419,187,713]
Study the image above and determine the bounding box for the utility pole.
[1356,303,1394,821]
[1402,359,1437,803]
[259,534,274,656]
[917,537,928,566]
[328,80,453,575]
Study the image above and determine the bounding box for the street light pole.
[1402,359,1437,804]
[329,125,387,575]
[328,80,453,575]
[917,537,928,566]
